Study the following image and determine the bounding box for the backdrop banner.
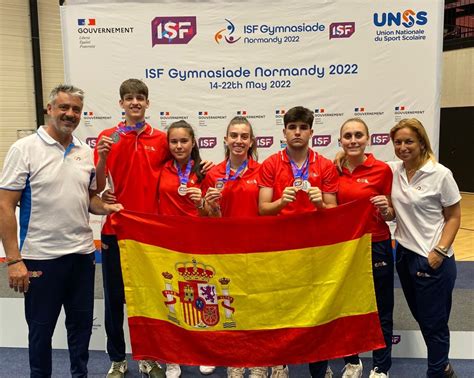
[60,0,444,163]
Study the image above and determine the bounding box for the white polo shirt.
[390,160,461,258]
[0,126,96,260]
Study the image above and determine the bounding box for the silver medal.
[178,184,188,196]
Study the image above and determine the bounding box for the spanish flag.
[112,199,384,366]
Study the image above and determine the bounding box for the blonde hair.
[390,118,436,164]
[339,117,369,137]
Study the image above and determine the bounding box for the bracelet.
[6,258,23,267]
[433,249,447,259]
[210,205,221,214]
[434,246,449,258]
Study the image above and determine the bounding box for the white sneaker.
[325,366,333,378]
[107,360,128,378]
[166,363,181,378]
[227,367,245,378]
[200,365,216,375]
[342,360,363,378]
[139,360,165,377]
[271,365,288,378]
[369,368,389,378]
[249,367,268,378]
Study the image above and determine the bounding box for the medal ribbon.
[176,159,193,186]
[287,149,309,180]
[116,120,146,134]
[224,159,248,182]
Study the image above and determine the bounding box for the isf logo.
[85,137,97,148]
[373,10,428,28]
[198,137,217,149]
[329,22,355,39]
[312,135,331,147]
[256,136,274,148]
[371,133,390,145]
[151,17,197,46]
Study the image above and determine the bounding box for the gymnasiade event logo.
[214,19,241,44]
[151,17,197,46]
[373,9,429,43]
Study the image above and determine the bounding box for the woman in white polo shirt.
[389,118,461,378]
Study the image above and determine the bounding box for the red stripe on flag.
[127,312,384,366]
[112,199,373,254]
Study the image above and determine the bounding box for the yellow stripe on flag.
[119,233,374,331]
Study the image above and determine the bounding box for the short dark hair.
[284,106,314,128]
[119,79,149,100]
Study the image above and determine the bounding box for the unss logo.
[373,9,428,28]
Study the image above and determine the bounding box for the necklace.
[344,155,367,173]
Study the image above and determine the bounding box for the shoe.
[107,360,127,378]
[249,367,268,378]
[325,366,333,378]
[271,365,288,378]
[369,367,389,378]
[227,367,245,378]
[166,363,181,378]
[342,360,363,378]
[444,363,457,378]
[139,360,166,378]
[200,365,216,375]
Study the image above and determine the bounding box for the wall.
[0,3,472,190]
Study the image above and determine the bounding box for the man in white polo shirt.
[0,84,122,377]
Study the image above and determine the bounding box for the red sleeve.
[156,165,165,202]
[320,157,339,193]
[156,131,171,165]
[201,167,217,194]
[258,155,277,188]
